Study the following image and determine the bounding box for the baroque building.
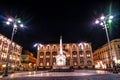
[21,50,37,71]
[93,39,120,69]
[0,34,22,71]
[37,42,93,69]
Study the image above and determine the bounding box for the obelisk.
[60,36,63,55]
[51,36,72,71]
[55,36,66,66]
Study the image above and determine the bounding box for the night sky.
[0,0,120,56]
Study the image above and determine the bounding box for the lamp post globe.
[95,15,113,67]
[95,14,118,73]
[3,17,24,77]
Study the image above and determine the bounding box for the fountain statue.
[56,36,66,66]
[50,36,73,72]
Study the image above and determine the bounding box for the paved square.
[0,70,120,80]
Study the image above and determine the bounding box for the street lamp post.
[34,43,43,71]
[3,17,24,76]
[95,15,118,73]
[95,15,113,68]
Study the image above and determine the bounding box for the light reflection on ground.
[0,70,119,79]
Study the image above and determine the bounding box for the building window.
[79,51,84,57]
[72,44,76,49]
[53,62,56,66]
[40,63,43,66]
[52,52,57,56]
[53,45,56,49]
[40,59,43,63]
[87,60,92,65]
[79,51,83,54]
[74,62,77,66]
[40,56,43,58]
[80,57,84,61]
[46,62,49,66]
[80,54,84,57]
[72,51,77,55]
[40,52,44,55]
[47,46,50,49]
[80,61,84,65]
[72,51,77,58]
[86,51,91,58]
[46,52,50,55]
[86,51,91,54]
[86,54,91,58]
[86,44,89,48]
[2,41,8,53]
[73,55,77,57]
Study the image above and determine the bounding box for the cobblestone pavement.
[0,70,120,80]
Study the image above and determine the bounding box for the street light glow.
[20,24,24,27]
[34,43,38,47]
[100,16,105,20]
[100,22,103,26]
[17,19,22,24]
[95,15,114,26]
[6,21,10,25]
[108,19,112,23]
[8,18,13,22]
[95,20,99,24]
[14,24,17,28]
[6,17,24,28]
[109,15,113,19]
[34,43,43,48]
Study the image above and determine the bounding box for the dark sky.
[0,0,120,56]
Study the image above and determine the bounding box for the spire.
[60,35,63,54]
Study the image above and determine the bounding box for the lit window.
[87,60,92,65]
[80,54,84,57]
[74,62,77,66]
[53,62,56,65]
[47,62,49,66]
[80,61,84,64]
[40,56,43,58]
[87,54,91,57]
[40,63,43,66]
[47,46,49,49]
[73,55,77,57]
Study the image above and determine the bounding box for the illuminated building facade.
[37,42,93,69]
[21,50,37,71]
[93,39,120,69]
[0,34,22,71]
